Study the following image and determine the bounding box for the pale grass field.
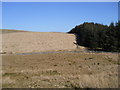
[2,31,78,54]
[1,30,119,88]
[2,52,119,88]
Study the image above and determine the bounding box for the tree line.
[68,21,120,52]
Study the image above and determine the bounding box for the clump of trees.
[68,21,120,52]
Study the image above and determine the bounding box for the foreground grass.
[2,52,119,88]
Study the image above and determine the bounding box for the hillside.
[0,29,27,34]
[1,29,84,54]
[2,29,118,88]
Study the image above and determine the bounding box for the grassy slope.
[0,29,28,34]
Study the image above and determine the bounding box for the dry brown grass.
[0,29,27,34]
[1,30,119,88]
[2,31,78,54]
[2,52,119,88]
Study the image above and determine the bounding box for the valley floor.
[2,52,119,88]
